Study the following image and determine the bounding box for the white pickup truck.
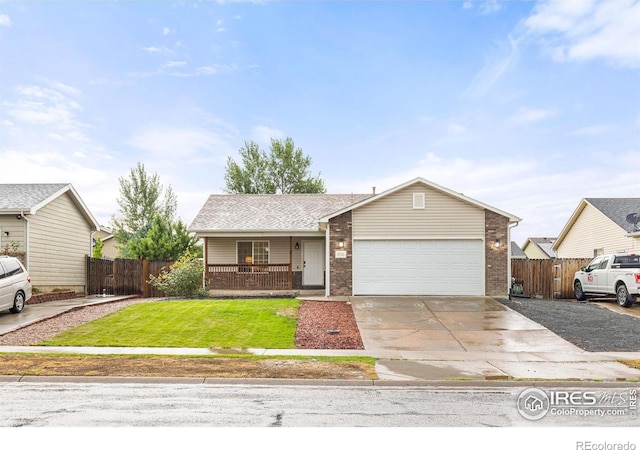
[573,253,640,307]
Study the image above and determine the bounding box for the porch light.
[294,242,300,250]
[3,231,8,236]
[338,239,345,248]
[494,239,500,248]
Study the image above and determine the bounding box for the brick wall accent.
[485,210,509,297]
[29,290,78,305]
[328,211,353,296]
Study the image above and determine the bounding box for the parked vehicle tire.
[9,291,25,314]
[574,280,587,301]
[616,283,636,308]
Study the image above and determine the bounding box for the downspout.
[20,212,30,271]
[324,223,330,297]
[508,220,519,297]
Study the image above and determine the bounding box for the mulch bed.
[295,301,364,350]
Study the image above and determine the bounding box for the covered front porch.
[203,236,326,292]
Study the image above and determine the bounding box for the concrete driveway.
[350,296,583,356]
[347,296,640,381]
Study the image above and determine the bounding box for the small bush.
[148,251,208,298]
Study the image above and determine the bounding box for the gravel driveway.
[496,297,640,352]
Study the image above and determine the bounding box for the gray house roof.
[524,237,557,258]
[0,183,99,229]
[587,198,640,233]
[0,183,70,211]
[510,241,527,259]
[189,194,373,233]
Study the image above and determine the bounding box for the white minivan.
[0,256,32,314]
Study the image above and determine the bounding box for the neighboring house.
[0,184,99,293]
[552,198,640,258]
[94,225,119,259]
[511,241,527,259]
[522,237,556,259]
[189,178,521,297]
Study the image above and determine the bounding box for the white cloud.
[0,13,11,27]
[524,0,640,68]
[162,27,174,35]
[511,107,557,124]
[326,150,640,245]
[464,34,519,99]
[250,125,284,146]
[568,124,617,136]
[127,126,235,160]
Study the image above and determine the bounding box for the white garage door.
[353,240,484,296]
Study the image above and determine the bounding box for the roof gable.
[553,198,640,250]
[319,177,521,223]
[523,237,557,258]
[586,198,640,234]
[0,183,99,230]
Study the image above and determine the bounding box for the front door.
[302,241,324,286]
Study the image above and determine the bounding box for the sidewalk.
[1,295,640,382]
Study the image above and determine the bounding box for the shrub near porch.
[40,299,300,349]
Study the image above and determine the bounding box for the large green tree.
[224,137,326,194]
[124,215,199,261]
[111,162,178,257]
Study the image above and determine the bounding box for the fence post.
[142,259,150,298]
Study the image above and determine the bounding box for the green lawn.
[41,299,300,349]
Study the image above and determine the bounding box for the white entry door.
[303,241,324,286]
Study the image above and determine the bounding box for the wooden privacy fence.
[511,258,592,300]
[86,256,171,297]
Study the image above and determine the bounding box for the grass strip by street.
[40,299,300,349]
[622,359,640,370]
[0,353,378,380]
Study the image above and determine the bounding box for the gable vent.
[413,193,426,209]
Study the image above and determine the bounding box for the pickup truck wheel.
[616,284,636,308]
[574,280,586,301]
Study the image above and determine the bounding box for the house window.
[413,192,426,209]
[237,241,269,270]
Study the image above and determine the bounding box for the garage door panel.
[353,240,484,296]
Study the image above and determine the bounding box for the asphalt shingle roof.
[587,198,640,233]
[189,194,373,232]
[0,184,69,210]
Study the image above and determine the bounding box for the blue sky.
[0,0,638,246]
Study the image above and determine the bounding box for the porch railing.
[206,263,292,290]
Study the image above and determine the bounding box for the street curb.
[0,374,637,387]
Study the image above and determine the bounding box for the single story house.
[189,178,521,297]
[0,183,99,293]
[94,225,119,259]
[552,198,640,258]
[521,237,556,259]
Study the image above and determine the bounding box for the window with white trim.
[237,241,270,270]
[413,192,425,209]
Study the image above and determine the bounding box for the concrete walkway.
[1,294,640,383]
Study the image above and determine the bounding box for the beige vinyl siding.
[353,183,484,238]
[523,243,549,259]
[556,204,639,258]
[28,192,92,291]
[0,217,27,253]
[206,236,321,271]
